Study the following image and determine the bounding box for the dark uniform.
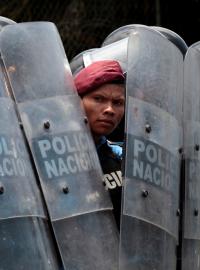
[96,136,123,229]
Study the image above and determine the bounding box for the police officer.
[74,60,125,229]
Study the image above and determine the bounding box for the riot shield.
[102,24,149,46]
[182,41,200,270]
[70,48,97,75]
[0,16,16,30]
[83,38,128,72]
[0,22,119,270]
[102,24,187,59]
[120,27,183,269]
[84,25,151,73]
[0,56,61,268]
[151,26,187,56]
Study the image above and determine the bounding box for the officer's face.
[82,83,125,142]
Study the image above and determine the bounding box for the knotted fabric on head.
[74,60,125,96]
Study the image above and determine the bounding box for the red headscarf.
[74,60,125,96]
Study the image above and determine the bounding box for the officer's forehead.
[86,83,125,97]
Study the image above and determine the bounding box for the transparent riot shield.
[102,24,187,60]
[102,24,149,46]
[0,16,16,30]
[182,42,200,270]
[120,27,183,269]
[83,38,128,72]
[151,26,187,56]
[0,22,119,270]
[0,57,61,269]
[84,25,150,73]
[70,48,97,75]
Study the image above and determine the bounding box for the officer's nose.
[104,103,115,115]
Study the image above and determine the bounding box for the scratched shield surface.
[120,27,183,270]
[0,21,119,270]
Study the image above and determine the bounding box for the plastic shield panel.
[0,97,61,269]
[184,123,200,239]
[126,28,183,121]
[0,22,112,220]
[83,38,128,72]
[120,28,183,270]
[0,22,75,101]
[182,42,200,270]
[0,98,45,219]
[181,239,200,270]
[0,58,60,268]
[18,95,112,220]
[120,216,177,270]
[102,24,151,46]
[0,22,119,270]
[53,212,119,270]
[124,97,180,237]
[0,217,61,270]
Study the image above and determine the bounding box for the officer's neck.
[93,134,101,144]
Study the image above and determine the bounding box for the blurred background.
[0,0,199,61]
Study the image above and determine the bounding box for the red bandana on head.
[74,60,125,96]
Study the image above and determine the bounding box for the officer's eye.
[93,96,104,102]
[113,99,125,106]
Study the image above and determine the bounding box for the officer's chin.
[93,128,113,138]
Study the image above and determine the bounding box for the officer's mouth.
[97,119,115,127]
